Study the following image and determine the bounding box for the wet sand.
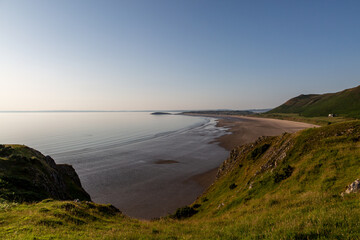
[184,167,218,189]
[55,118,229,220]
[55,114,316,220]
[154,160,179,164]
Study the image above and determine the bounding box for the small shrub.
[229,183,237,190]
[244,196,252,202]
[352,136,360,142]
[152,229,160,234]
[97,204,120,216]
[172,206,198,219]
[37,219,63,227]
[192,204,201,209]
[249,143,271,160]
[273,165,294,183]
[202,197,208,202]
[267,199,280,207]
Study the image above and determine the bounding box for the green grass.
[259,112,350,126]
[268,85,360,118]
[1,121,360,239]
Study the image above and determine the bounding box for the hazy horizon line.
[0,108,272,113]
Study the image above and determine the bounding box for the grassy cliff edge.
[1,121,360,239]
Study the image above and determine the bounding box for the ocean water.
[0,112,229,218]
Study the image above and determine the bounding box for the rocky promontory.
[0,144,90,202]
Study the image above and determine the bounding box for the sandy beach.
[214,115,318,150]
[185,114,317,189]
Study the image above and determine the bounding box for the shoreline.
[76,115,228,220]
[184,113,318,150]
[184,167,219,189]
[185,114,318,190]
[59,113,316,220]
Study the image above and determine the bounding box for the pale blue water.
[0,112,229,219]
[0,112,206,154]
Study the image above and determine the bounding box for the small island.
[151,112,171,115]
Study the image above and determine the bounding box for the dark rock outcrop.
[0,144,90,202]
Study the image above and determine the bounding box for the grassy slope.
[268,85,360,118]
[1,121,360,239]
[259,113,350,126]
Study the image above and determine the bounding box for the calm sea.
[0,112,229,218]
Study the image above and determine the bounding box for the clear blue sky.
[0,0,359,111]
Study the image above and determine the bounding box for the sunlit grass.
[260,112,350,126]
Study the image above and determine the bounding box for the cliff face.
[194,120,360,218]
[0,145,90,202]
[216,134,294,180]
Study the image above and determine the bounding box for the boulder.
[343,179,360,195]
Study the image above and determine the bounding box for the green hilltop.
[268,85,360,118]
[1,120,360,239]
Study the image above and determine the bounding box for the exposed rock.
[0,145,91,202]
[216,133,293,180]
[342,179,360,196]
[45,155,57,168]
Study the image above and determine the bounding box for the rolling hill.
[268,85,360,118]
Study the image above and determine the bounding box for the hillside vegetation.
[268,85,360,118]
[1,121,360,239]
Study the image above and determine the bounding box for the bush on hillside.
[229,183,237,189]
[249,143,271,160]
[273,165,294,183]
[172,206,198,219]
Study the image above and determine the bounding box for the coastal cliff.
[0,144,90,202]
[191,120,360,221]
[1,121,360,238]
